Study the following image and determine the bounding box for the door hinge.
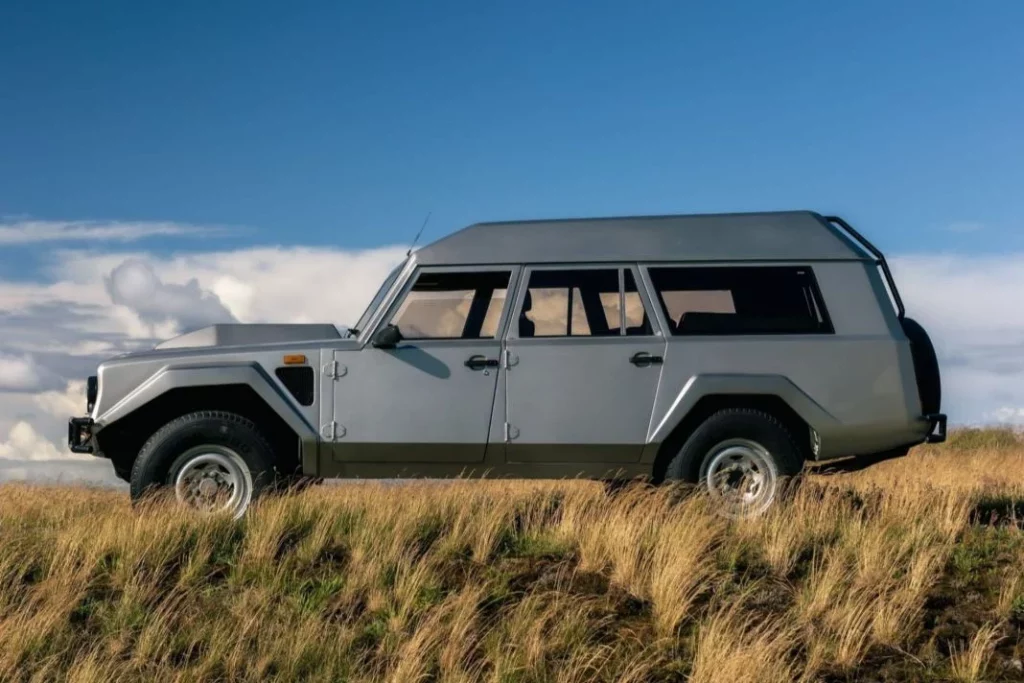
[323,361,347,379]
[320,421,347,441]
[504,422,519,442]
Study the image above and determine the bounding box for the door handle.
[465,355,500,370]
[629,351,663,366]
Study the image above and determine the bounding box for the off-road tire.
[129,411,277,508]
[664,408,803,484]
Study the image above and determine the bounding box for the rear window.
[647,266,832,335]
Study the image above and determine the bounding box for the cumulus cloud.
[0,421,72,460]
[59,245,410,327]
[33,381,87,420]
[0,219,218,244]
[891,253,1024,425]
[992,407,1024,423]
[0,353,43,391]
[106,259,236,333]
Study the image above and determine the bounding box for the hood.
[155,324,343,350]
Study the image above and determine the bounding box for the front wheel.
[130,411,276,519]
[664,409,802,517]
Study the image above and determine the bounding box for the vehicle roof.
[413,210,872,266]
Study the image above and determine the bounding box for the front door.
[328,267,516,464]
[504,266,666,463]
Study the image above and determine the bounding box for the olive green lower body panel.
[330,442,486,464]
[318,455,650,480]
[320,442,650,479]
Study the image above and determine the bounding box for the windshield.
[350,259,406,335]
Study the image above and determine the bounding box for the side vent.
[275,366,315,406]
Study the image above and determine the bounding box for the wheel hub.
[704,438,777,516]
[173,447,253,518]
[197,476,221,498]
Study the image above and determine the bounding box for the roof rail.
[824,215,905,320]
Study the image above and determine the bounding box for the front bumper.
[925,413,947,444]
[68,417,95,454]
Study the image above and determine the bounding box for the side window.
[648,266,832,335]
[623,270,653,336]
[518,268,652,338]
[390,270,511,340]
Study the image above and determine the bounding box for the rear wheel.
[130,411,276,518]
[664,409,802,516]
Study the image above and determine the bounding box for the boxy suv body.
[69,211,946,516]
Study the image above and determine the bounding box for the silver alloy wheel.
[173,446,253,519]
[704,438,778,517]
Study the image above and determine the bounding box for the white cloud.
[33,381,87,420]
[0,353,43,391]
[106,259,236,332]
[891,253,1024,426]
[991,407,1024,424]
[0,421,73,460]
[53,244,409,328]
[0,219,217,244]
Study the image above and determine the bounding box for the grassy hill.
[1,431,1023,682]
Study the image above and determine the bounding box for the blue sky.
[2,1,1024,472]
[3,0,1023,264]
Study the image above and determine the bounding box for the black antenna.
[407,211,432,256]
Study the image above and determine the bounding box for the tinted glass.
[648,266,831,335]
[391,271,511,339]
[623,269,653,336]
[353,261,405,333]
[518,268,652,338]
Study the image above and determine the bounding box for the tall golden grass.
[0,431,1023,681]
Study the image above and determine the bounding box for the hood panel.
[156,324,342,350]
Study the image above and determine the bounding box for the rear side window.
[648,266,832,335]
[518,268,652,338]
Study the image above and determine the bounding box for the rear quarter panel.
[646,261,926,459]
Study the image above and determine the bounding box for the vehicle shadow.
[389,345,451,379]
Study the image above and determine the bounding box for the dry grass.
[0,432,1023,681]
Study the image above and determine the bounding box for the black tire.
[664,409,802,513]
[130,411,277,516]
[901,317,941,415]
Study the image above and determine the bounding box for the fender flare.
[95,362,319,462]
[644,373,840,458]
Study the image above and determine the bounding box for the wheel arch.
[94,364,318,481]
[647,375,838,482]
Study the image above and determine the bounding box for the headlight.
[86,376,98,412]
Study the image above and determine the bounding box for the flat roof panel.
[415,211,869,265]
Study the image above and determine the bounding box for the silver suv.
[69,211,945,516]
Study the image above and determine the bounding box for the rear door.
[503,265,666,463]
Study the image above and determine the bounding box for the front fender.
[644,373,840,457]
[95,362,319,442]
